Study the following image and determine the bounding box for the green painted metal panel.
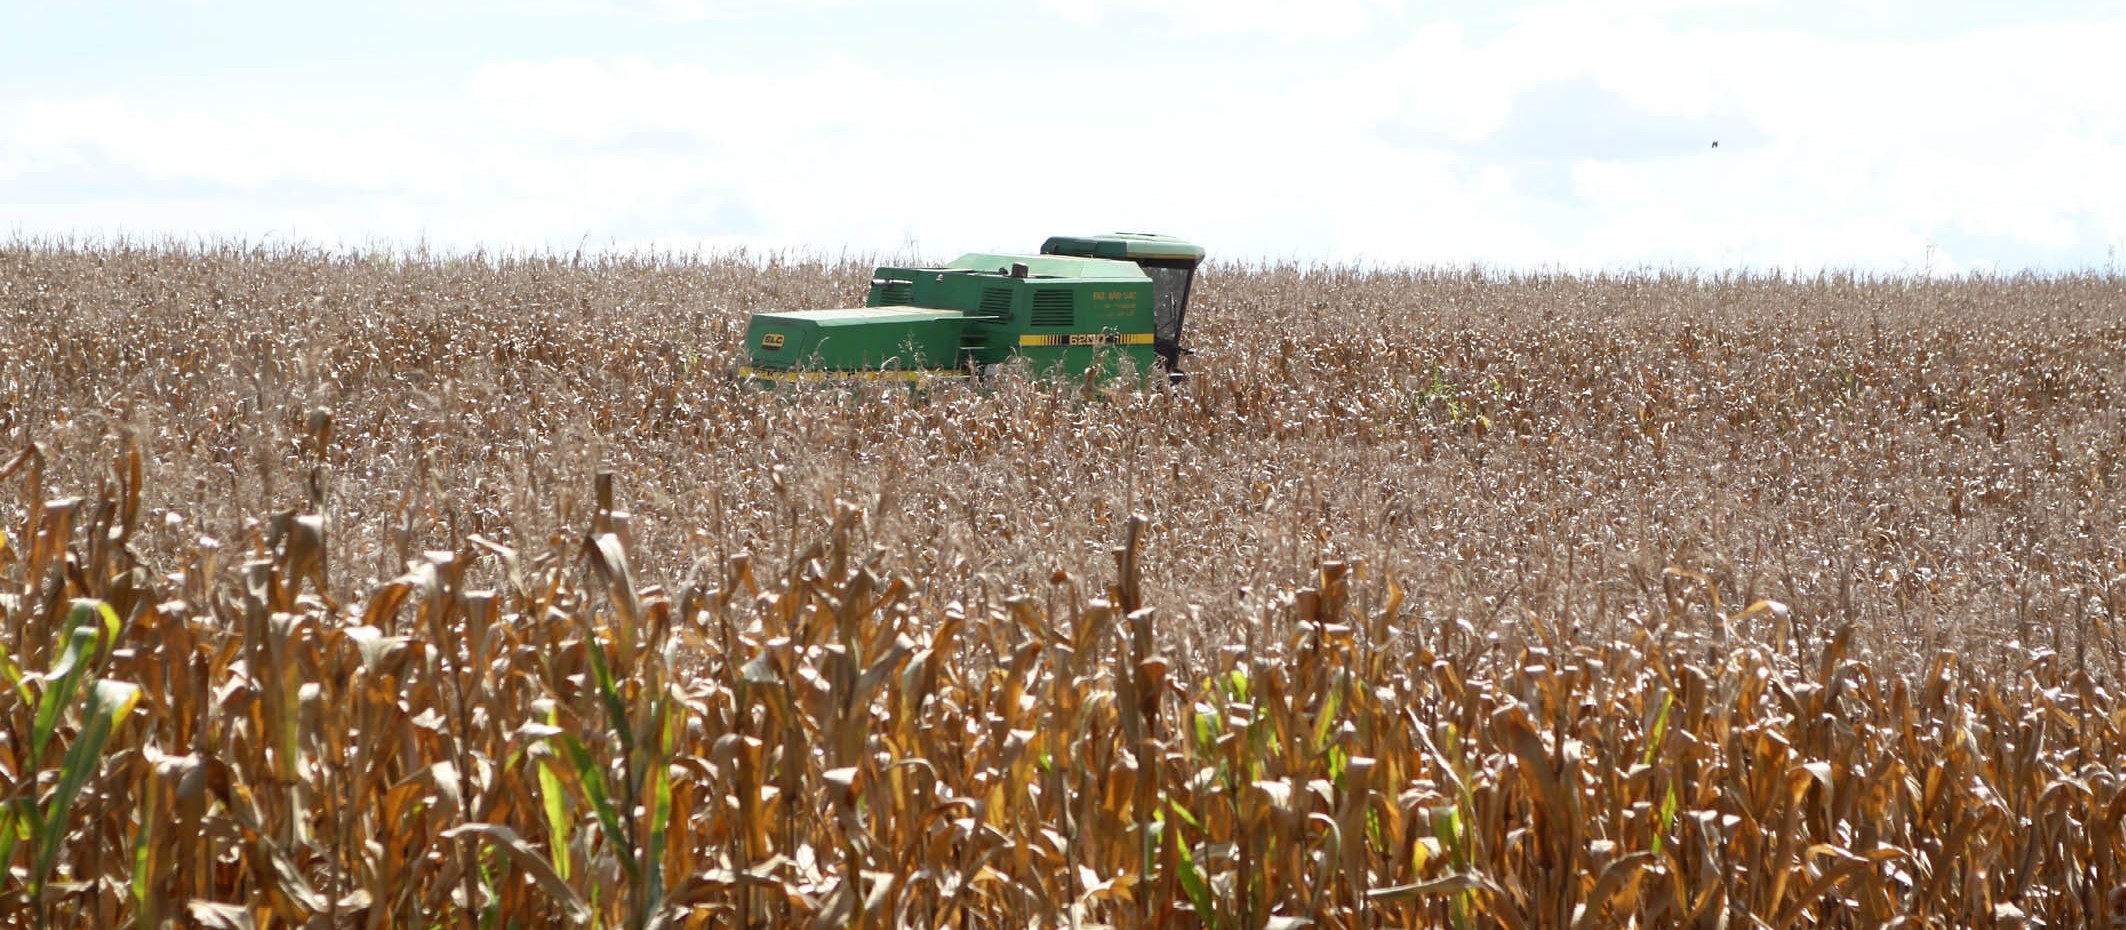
[744,307,967,372]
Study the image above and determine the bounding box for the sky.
[3,0,2123,272]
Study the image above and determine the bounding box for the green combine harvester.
[737,233,1204,385]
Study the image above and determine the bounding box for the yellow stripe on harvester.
[737,366,970,383]
[1017,332,1156,347]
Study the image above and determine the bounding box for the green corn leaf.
[1646,690,1679,856]
[30,622,96,759]
[1312,675,1345,752]
[639,693,682,919]
[535,704,574,880]
[535,755,573,880]
[642,757,672,918]
[1171,803,1218,930]
[132,810,153,914]
[89,598,121,650]
[558,733,639,882]
[34,678,139,893]
[1167,799,1203,830]
[584,637,635,758]
[1442,722,1476,811]
[131,760,169,929]
[32,601,118,762]
[1191,706,1217,756]
[0,800,25,877]
[660,690,686,756]
[0,644,28,702]
[1642,691,1674,767]
[1653,783,1678,856]
[1431,804,1468,869]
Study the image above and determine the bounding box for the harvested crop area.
[3,240,2124,927]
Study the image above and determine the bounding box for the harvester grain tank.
[737,233,1204,384]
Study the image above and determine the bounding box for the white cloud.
[1301,4,2126,268]
[410,0,864,20]
[5,4,2124,270]
[461,57,906,147]
[1033,0,1398,37]
[1,97,446,196]
[1,57,942,252]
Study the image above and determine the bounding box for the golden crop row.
[2,444,2120,927]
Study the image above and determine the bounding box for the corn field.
[2,240,2124,927]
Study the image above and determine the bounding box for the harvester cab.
[1039,233,1204,376]
[737,232,1204,386]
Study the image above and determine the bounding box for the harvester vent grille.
[979,288,1014,317]
[1031,290,1074,328]
[875,282,912,305]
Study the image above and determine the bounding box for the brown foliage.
[1,241,2124,927]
